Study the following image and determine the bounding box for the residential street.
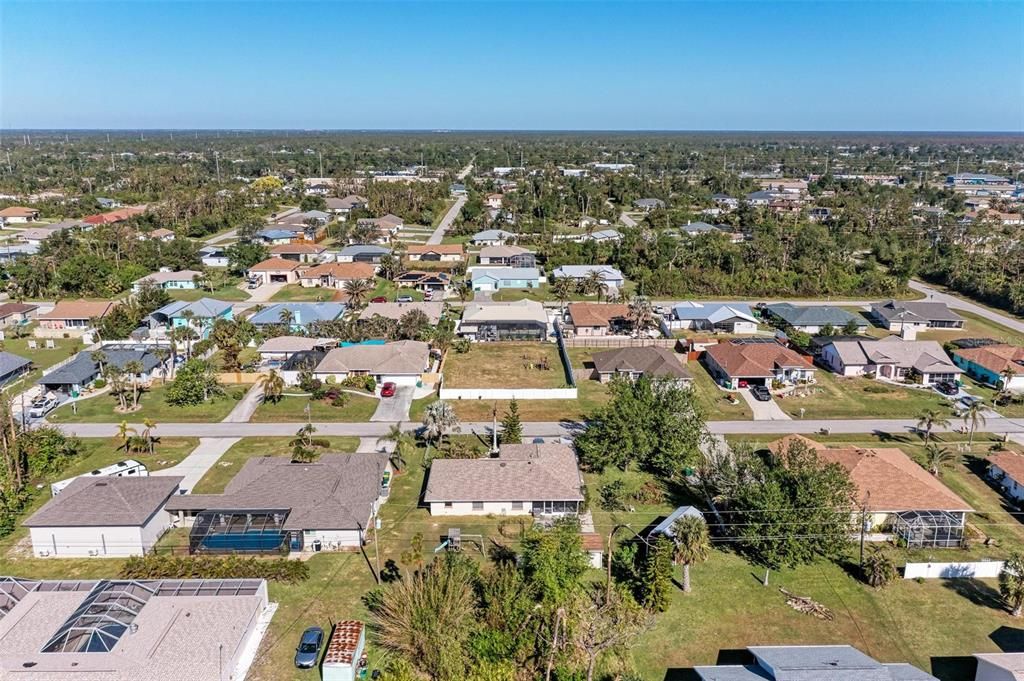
[426,194,467,245]
[909,280,1024,333]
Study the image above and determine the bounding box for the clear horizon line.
[1,127,1023,135]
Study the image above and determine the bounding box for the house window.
[472,501,484,511]
[444,502,453,509]
[511,501,523,511]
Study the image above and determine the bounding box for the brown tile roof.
[989,452,1024,484]
[316,340,429,376]
[954,344,1024,376]
[769,435,972,512]
[0,302,38,319]
[38,300,115,321]
[406,244,464,256]
[299,262,376,281]
[567,303,630,328]
[24,476,183,527]
[580,532,605,552]
[271,242,326,255]
[705,340,809,378]
[591,347,692,380]
[424,443,584,503]
[0,207,38,218]
[248,257,302,272]
[149,228,175,238]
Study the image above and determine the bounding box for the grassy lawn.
[919,310,1024,346]
[191,436,360,494]
[60,437,200,478]
[443,342,569,388]
[492,282,637,303]
[370,278,425,302]
[47,383,239,423]
[270,284,340,302]
[1,330,79,394]
[169,284,250,302]
[777,371,953,420]
[250,392,379,422]
[689,360,753,420]
[962,376,1024,418]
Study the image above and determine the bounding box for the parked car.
[750,385,772,402]
[247,278,260,289]
[380,382,397,398]
[396,294,414,303]
[28,395,58,419]
[294,626,324,669]
[935,381,958,396]
[370,296,387,303]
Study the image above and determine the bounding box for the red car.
[380,382,397,398]
[370,296,387,303]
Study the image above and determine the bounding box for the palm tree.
[116,420,136,451]
[455,280,472,303]
[344,278,374,308]
[141,418,157,455]
[628,296,654,333]
[90,350,108,375]
[278,308,295,328]
[422,400,459,450]
[151,347,170,381]
[923,443,956,477]
[123,359,144,410]
[1000,552,1024,617]
[377,422,415,473]
[916,408,950,444]
[671,516,711,593]
[963,400,986,446]
[259,369,285,404]
[551,277,575,314]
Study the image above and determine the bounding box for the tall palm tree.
[344,278,374,308]
[116,420,136,451]
[90,350,108,375]
[141,418,157,455]
[923,443,956,477]
[377,422,415,473]
[551,277,575,314]
[422,400,459,450]
[278,308,295,328]
[671,516,711,593]
[455,280,472,303]
[258,369,285,403]
[123,359,144,410]
[1000,552,1024,617]
[916,408,950,444]
[963,400,987,446]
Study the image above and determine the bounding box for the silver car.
[294,626,323,669]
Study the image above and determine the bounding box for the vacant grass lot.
[191,436,360,494]
[249,392,378,422]
[443,342,569,388]
[47,383,239,423]
[169,283,250,302]
[269,284,340,302]
[777,371,953,419]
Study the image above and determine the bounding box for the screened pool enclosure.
[188,509,294,554]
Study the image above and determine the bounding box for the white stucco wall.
[429,501,533,516]
[730,321,759,334]
[303,529,362,549]
[30,507,173,557]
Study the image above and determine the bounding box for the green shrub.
[863,384,892,394]
[92,378,107,389]
[120,554,309,583]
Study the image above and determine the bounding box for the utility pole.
[318,150,324,178]
[215,151,221,183]
[491,403,498,452]
[372,516,382,584]
[859,491,871,567]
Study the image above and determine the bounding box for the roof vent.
[95,482,108,487]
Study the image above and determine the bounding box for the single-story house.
[988,452,1024,504]
[712,193,739,209]
[17,226,65,246]
[695,645,938,681]
[974,653,1024,681]
[0,243,38,262]
[199,245,229,267]
[478,245,536,268]
[247,257,302,285]
[406,244,464,262]
[258,336,337,365]
[470,267,541,291]
[396,270,451,293]
[471,229,516,246]
[424,443,585,516]
[359,301,445,326]
[0,351,31,385]
[820,337,960,385]
[147,298,233,338]
[248,302,346,331]
[485,193,504,209]
[633,198,665,211]
[270,242,328,263]
[449,183,467,196]
[551,265,625,290]
[565,302,630,336]
[951,343,1024,392]
[591,347,692,385]
[298,262,376,289]
[165,452,391,552]
[314,340,430,385]
[703,338,815,389]
[146,227,176,241]
[763,303,868,334]
[39,345,167,394]
[671,302,759,334]
[458,299,549,341]
[0,206,39,225]
[0,302,38,327]
[770,435,972,546]
[35,300,116,338]
[356,214,403,238]
[871,300,965,331]
[256,228,297,245]
[132,269,203,292]
[337,244,391,263]
[647,506,705,542]
[584,228,622,243]
[96,197,122,209]
[24,475,183,557]
[326,194,368,216]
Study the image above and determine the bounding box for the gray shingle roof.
[424,444,583,503]
[872,300,964,324]
[591,347,692,380]
[24,476,183,527]
[765,303,866,328]
[0,351,30,378]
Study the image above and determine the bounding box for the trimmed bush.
[120,554,309,583]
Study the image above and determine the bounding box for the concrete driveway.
[371,386,413,422]
[152,437,240,493]
[739,389,792,421]
[243,281,286,302]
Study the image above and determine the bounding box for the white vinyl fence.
[903,560,1005,580]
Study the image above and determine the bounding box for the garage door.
[476,283,494,291]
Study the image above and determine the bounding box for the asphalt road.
[426,194,467,245]
[909,280,1024,334]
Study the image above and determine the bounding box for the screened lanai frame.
[188,508,291,554]
[893,510,965,549]
[41,580,156,654]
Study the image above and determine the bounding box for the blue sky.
[2,1,1022,131]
